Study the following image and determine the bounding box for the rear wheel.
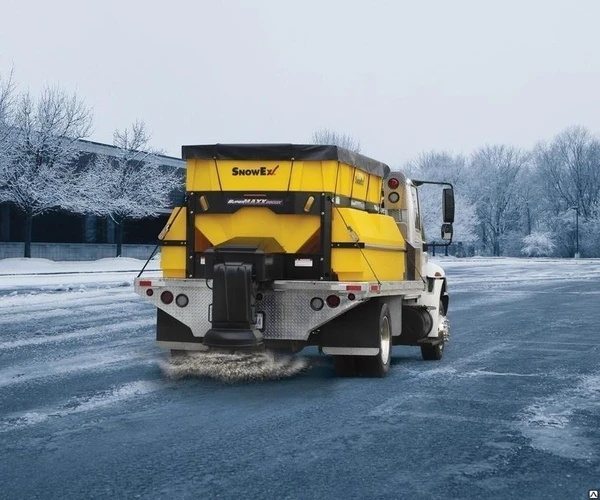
[421,301,447,361]
[357,303,392,377]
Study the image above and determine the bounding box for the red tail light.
[160,291,174,304]
[387,178,400,189]
[326,295,341,308]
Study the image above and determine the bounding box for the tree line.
[404,127,600,258]
[3,64,598,260]
[314,126,600,258]
[0,69,180,257]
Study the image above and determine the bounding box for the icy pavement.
[0,257,599,500]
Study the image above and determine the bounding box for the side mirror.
[443,188,455,223]
[441,223,453,242]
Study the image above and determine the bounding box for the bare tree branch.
[311,128,361,153]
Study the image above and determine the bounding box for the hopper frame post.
[186,191,196,278]
[320,193,333,280]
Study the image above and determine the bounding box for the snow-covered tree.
[547,204,600,258]
[0,68,16,150]
[405,150,467,187]
[469,145,530,256]
[521,232,556,257]
[79,120,182,256]
[535,126,600,221]
[579,206,600,257]
[0,85,93,257]
[312,128,361,153]
[0,68,17,193]
[517,164,543,237]
[533,126,600,257]
[403,150,479,251]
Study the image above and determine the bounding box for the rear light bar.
[331,283,381,292]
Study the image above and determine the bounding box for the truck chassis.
[134,271,449,377]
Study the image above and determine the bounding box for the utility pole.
[571,205,580,259]
[575,206,579,259]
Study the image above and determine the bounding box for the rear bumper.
[135,278,424,345]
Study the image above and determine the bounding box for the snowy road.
[1,258,599,500]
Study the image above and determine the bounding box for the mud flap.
[320,299,382,350]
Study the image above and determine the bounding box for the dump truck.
[134,144,455,377]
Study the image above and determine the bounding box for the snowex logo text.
[231,165,279,176]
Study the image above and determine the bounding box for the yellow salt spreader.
[134,144,455,377]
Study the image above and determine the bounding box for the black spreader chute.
[203,245,277,349]
[203,262,263,349]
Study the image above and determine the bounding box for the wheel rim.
[438,301,449,343]
[380,316,391,364]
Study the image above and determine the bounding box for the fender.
[413,260,449,337]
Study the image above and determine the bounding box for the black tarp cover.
[181,144,390,178]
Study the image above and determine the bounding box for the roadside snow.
[0,257,160,292]
[0,256,159,275]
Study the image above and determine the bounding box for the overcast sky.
[1,0,599,166]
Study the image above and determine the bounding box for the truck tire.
[421,301,446,361]
[332,355,359,377]
[357,302,392,377]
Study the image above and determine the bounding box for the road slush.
[159,350,310,383]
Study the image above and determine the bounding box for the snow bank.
[0,257,160,292]
[0,256,159,275]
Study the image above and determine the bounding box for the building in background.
[0,139,185,259]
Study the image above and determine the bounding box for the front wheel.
[421,301,447,361]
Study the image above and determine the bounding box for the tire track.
[0,288,139,322]
[0,380,163,433]
[0,317,154,350]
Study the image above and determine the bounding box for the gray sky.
[2,0,599,166]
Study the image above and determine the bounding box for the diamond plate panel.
[135,282,212,337]
[258,290,364,340]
